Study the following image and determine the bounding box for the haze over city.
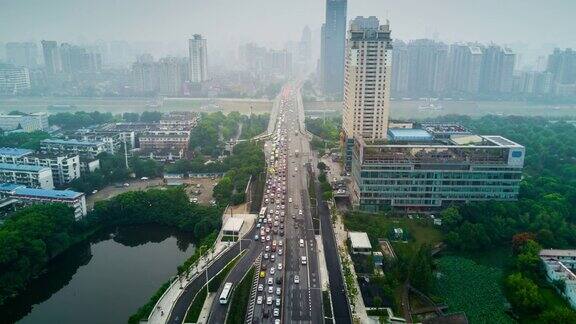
[2,0,574,60]
[1,1,576,324]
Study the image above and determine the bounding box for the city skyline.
[1,0,574,58]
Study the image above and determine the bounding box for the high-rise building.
[342,17,393,168]
[391,40,409,95]
[448,43,483,94]
[0,65,31,95]
[267,49,293,77]
[60,43,102,74]
[132,60,159,94]
[406,39,449,96]
[158,57,185,96]
[300,26,312,64]
[480,45,516,94]
[188,34,208,83]
[321,0,347,98]
[41,40,61,74]
[547,48,576,85]
[5,42,38,68]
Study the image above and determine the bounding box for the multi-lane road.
[168,84,351,324]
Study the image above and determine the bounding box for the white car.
[275,298,281,307]
[258,284,264,292]
[257,295,263,305]
[266,296,273,305]
[278,263,283,270]
[274,308,280,317]
[276,287,281,295]
[278,248,283,255]
[298,209,303,215]
[288,197,293,203]
[268,286,274,294]
[294,275,300,284]
[270,268,275,275]
[267,277,274,285]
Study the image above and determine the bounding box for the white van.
[301,256,307,265]
[299,239,304,248]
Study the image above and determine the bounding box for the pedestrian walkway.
[316,235,330,290]
[195,292,215,324]
[148,242,230,324]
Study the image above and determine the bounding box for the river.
[0,225,195,324]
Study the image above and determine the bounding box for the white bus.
[259,207,267,219]
[219,282,233,304]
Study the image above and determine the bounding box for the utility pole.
[123,137,129,169]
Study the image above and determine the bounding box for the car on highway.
[271,254,276,262]
[277,263,283,270]
[266,296,273,305]
[265,245,270,252]
[268,286,273,294]
[298,209,303,215]
[274,308,280,317]
[267,277,274,285]
[257,295,263,304]
[275,298,281,307]
[258,284,264,292]
[301,256,307,264]
[288,197,293,203]
[278,248,283,255]
[276,287,281,295]
[270,267,275,275]
[260,271,266,278]
[263,253,269,259]
[299,239,304,247]
[294,275,300,284]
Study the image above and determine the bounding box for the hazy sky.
[1,0,574,53]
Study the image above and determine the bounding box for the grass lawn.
[343,212,443,258]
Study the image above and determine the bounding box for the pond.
[0,225,195,324]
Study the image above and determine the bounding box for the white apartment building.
[540,249,576,309]
[0,163,54,189]
[188,34,208,83]
[0,112,48,132]
[342,16,393,141]
[0,148,81,187]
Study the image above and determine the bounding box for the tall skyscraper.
[321,0,347,98]
[41,40,61,75]
[188,34,208,83]
[391,40,409,95]
[5,42,38,68]
[448,43,483,94]
[406,39,449,96]
[158,57,185,96]
[547,48,576,85]
[299,26,312,68]
[342,17,393,142]
[480,45,516,94]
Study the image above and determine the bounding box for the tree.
[512,232,536,254]
[539,306,576,323]
[504,273,543,315]
[408,244,433,293]
[317,162,327,172]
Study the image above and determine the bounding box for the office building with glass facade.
[350,124,525,211]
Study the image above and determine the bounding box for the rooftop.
[223,217,244,233]
[388,128,433,142]
[0,147,34,157]
[42,138,105,146]
[13,187,84,199]
[0,163,50,172]
[540,249,576,258]
[348,231,372,249]
[0,183,25,192]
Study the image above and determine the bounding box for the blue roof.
[0,163,50,172]
[388,129,433,142]
[13,187,83,199]
[42,139,104,146]
[0,183,25,192]
[0,147,34,157]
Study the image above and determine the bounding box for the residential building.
[0,163,54,189]
[0,65,31,95]
[0,183,86,219]
[540,249,576,309]
[406,39,449,96]
[40,139,113,158]
[391,40,409,95]
[0,112,48,132]
[138,131,190,151]
[132,60,159,93]
[5,42,38,68]
[480,45,516,94]
[342,16,393,167]
[60,43,102,73]
[189,34,208,83]
[448,44,483,95]
[41,40,61,74]
[0,148,80,186]
[158,57,185,96]
[321,0,347,98]
[350,124,524,211]
[547,48,576,85]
